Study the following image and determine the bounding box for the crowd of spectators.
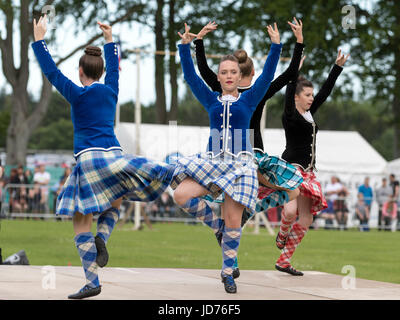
[316,174,400,231]
[0,163,54,214]
[0,163,72,215]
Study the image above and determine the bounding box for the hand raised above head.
[266,23,280,44]
[33,14,48,42]
[178,23,197,44]
[288,17,303,43]
[97,22,113,43]
[196,21,218,40]
[335,49,350,67]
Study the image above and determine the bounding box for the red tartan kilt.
[297,167,327,215]
[258,185,276,199]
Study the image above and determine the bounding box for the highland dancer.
[272,50,350,276]
[194,19,304,204]
[171,22,281,293]
[32,16,175,299]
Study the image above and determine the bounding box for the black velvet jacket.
[281,64,343,170]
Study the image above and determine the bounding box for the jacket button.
[220,113,223,117]
[221,125,223,128]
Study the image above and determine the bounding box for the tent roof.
[387,157,400,173]
[115,123,387,175]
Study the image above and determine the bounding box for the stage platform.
[1,265,400,300]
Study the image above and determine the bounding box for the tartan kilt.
[254,186,290,213]
[170,152,259,213]
[56,150,176,216]
[254,150,303,190]
[297,167,328,215]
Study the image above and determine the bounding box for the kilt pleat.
[297,167,328,215]
[170,152,259,213]
[254,151,303,190]
[56,150,176,216]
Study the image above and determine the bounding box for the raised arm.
[193,22,221,92]
[309,49,349,114]
[245,23,282,111]
[263,18,304,100]
[253,19,305,122]
[32,15,81,104]
[284,75,298,116]
[178,23,215,109]
[98,22,119,95]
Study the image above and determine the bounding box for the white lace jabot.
[302,111,314,123]
[220,94,239,102]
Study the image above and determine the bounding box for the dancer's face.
[295,87,314,112]
[217,61,241,94]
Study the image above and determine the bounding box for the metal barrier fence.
[1,184,399,231]
[0,183,57,219]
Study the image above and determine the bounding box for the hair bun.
[84,46,102,57]
[297,75,307,82]
[233,49,248,64]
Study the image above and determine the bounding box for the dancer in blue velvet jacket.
[170,23,282,294]
[32,15,175,299]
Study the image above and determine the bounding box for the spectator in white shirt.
[33,164,51,212]
[319,176,342,229]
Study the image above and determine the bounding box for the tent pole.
[254,101,274,235]
[134,50,142,231]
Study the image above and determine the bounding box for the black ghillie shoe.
[275,264,304,276]
[95,235,108,268]
[215,220,225,247]
[232,267,240,279]
[68,285,102,299]
[221,274,237,294]
[221,268,240,280]
[275,232,287,250]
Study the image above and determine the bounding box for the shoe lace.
[224,275,235,286]
[80,284,96,292]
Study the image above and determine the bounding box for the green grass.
[1,219,400,284]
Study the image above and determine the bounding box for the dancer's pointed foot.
[95,235,108,268]
[232,267,240,279]
[68,285,102,299]
[215,220,225,247]
[221,273,237,293]
[275,264,303,276]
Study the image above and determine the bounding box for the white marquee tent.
[115,122,387,180]
[115,122,389,227]
[386,158,400,175]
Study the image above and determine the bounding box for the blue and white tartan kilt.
[253,149,303,190]
[56,150,176,216]
[170,152,259,213]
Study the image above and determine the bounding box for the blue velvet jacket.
[32,40,121,157]
[179,42,282,156]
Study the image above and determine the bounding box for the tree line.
[0,0,399,165]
